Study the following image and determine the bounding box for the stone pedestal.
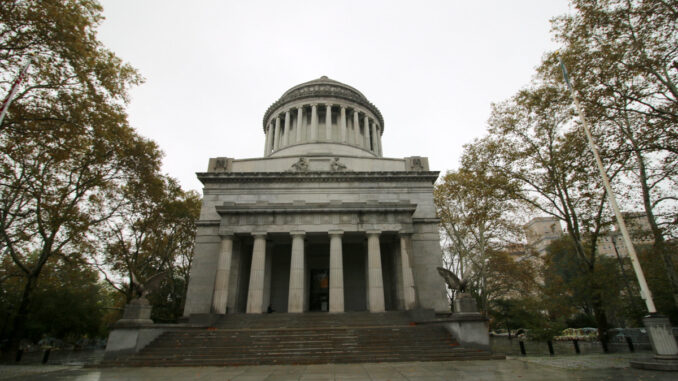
[454,293,478,314]
[444,293,490,351]
[104,298,164,360]
[116,297,153,327]
[630,314,678,371]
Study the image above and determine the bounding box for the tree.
[543,236,642,329]
[484,81,630,344]
[434,146,523,312]
[0,255,112,343]
[544,0,678,306]
[0,0,160,354]
[93,176,200,321]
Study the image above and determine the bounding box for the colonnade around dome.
[264,99,383,157]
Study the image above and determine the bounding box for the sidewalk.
[0,354,674,380]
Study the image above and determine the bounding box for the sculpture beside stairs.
[103,272,169,360]
[437,267,490,351]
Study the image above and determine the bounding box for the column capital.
[218,229,234,238]
[310,103,318,107]
[252,232,267,238]
[366,230,381,236]
[290,230,306,237]
[328,230,344,237]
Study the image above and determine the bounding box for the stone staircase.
[101,312,501,366]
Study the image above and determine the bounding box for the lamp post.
[558,54,678,371]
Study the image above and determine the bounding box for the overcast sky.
[97,0,571,194]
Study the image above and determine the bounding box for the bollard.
[547,340,554,356]
[15,349,23,362]
[573,339,580,354]
[42,349,51,364]
[519,340,526,356]
[625,336,634,353]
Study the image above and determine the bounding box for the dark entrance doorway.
[309,269,329,311]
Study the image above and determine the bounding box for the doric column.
[273,117,281,151]
[246,233,267,313]
[366,230,385,312]
[329,230,344,313]
[363,115,370,150]
[310,104,318,141]
[283,110,291,147]
[325,104,332,141]
[296,106,303,143]
[288,231,306,313]
[399,233,417,310]
[376,125,383,156]
[342,107,349,143]
[212,232,234,314]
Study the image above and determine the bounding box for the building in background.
[597,213,654,258]
[524,216,564,256]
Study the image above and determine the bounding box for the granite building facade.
[183,76,448,317]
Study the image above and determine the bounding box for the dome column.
[310,104,318,141]
[264,123,272,156]
[296,107,303,143]
[366,116,373,153]
[363,115,370,149]
[273,117,281,151]
[325,104,332,141]
[341,107,348,144]
[283,110,291,147]
[351,109,358,145]
[376,125,383,156]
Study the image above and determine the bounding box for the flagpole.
[558,54,678,368]
[0,58,32,127]
[557,54,656,314]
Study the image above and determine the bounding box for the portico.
[209,201,418,314]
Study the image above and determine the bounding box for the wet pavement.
[1,354,675,380]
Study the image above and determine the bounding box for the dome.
[263,76,384,132]
[261,76,385,159]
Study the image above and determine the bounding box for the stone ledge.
[215,201,418,214]
[197,171,440,184]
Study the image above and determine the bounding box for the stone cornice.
[215,201,418,215]
[197,171,440,184]
[263,79,384,132]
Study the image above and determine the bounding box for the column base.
[630,314,678,371]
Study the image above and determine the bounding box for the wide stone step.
[101,312,500,366]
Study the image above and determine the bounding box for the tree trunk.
[2,274,38,358]
[589,268,610,346]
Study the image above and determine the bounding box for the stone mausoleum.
[183,76,448,317]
